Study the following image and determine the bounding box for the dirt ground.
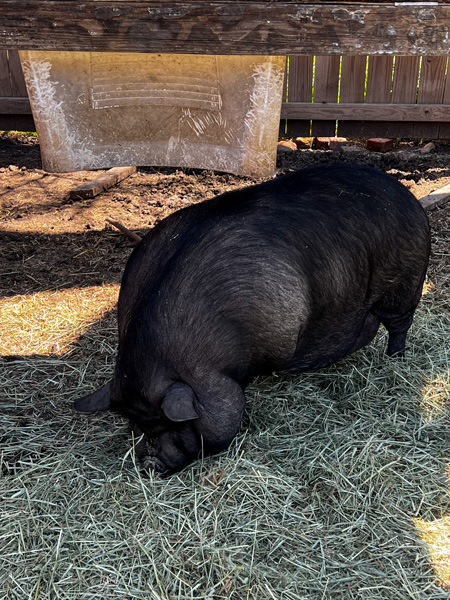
[1,130,449,309]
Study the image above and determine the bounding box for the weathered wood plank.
[0,50,12,97]
[0,97,31,113]
[285,55,313,137]
[311,55,339,136]
[338,55,366,137]
[365,56,393,104]
[438,56,450,139]
[389,56,420,138]
[281,102,450,122]
[0,3,449,56]
[279,66,288,137]
[419,183,450,211]
[288,56,313,102]
[417,57,447,105]
[340,56,366,104]
[81,1,429,3]
[8,50,28,97]
[363,55,393,138]
[69,166,137,199]
[415,56,447,139]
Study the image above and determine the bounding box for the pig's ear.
[161,383,199,422]
[73,381,112,412]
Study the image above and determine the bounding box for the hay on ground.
[1,204,450,600]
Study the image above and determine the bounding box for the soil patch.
[1,133,450,301]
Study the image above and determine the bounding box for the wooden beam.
[419,183,450,211]
[6,97,450,126]
[69,166,137,199]
[0,2,449,56]
[0,97,31,114]
[281,102,450,122]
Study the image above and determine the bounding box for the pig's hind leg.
[374,306,417,357]
[373,271,426,358]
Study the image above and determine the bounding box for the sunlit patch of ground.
[415,515,450,590]
[422,280,435,296]
[420,374,450,422]
[0,284,119,356]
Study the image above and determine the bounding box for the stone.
[277,140,297,153]
[398,150,417,162]
[294,137,313,149]
[420,142,435,154]
[339,145,361,155]
[329,137,347,151]
[314,137,330,150]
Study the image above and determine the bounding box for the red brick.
[367,138,394,152]
[314,137,330,149]
[329,137,347,151]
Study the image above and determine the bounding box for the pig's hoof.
[388,350,405,359]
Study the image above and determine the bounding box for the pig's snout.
[131,423,198,475]
[140,454,169,476]
[131,427,167,474]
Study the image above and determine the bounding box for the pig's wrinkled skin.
[74,164,430,475]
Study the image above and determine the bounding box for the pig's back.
[118,164,429,377]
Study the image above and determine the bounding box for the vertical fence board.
[279,63,288,137]
[0,50,34,131]
[311,55,340,137]
[8,50,28,97]
[438,56,450,139]
[363,55,393,138]
[365,56,394,103]
[388,56,420,138]
[0,50,12,97]
[417,57,446,104]
[338,55,366,137]
[285,55,313,137]
[442,61,450,105]
[415,56,447,139]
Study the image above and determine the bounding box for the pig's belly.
[282,310,381,373]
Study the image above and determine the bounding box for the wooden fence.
[282,55,450,140]
[2,50,450,140]
[0,50,34,132]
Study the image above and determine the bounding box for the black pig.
[74,164,430,475]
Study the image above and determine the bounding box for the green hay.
[1,263,450,599]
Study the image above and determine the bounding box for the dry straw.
[1,224,450,599]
